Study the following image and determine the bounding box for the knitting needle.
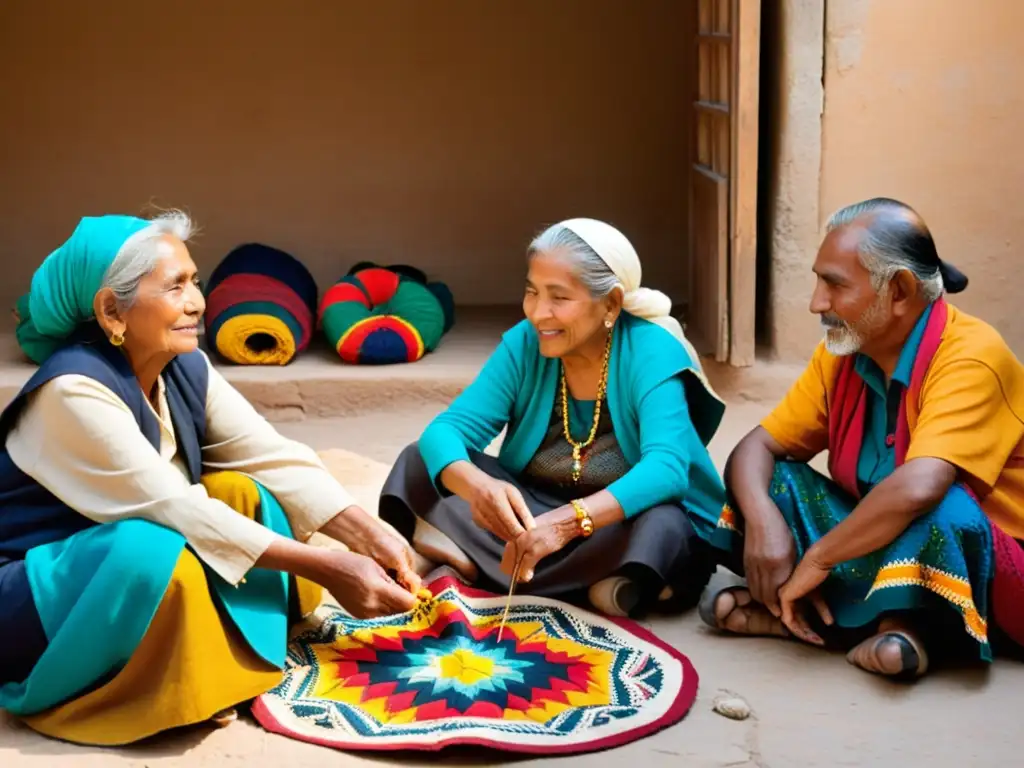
[497,553,523,643]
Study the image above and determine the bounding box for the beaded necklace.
[559,330,612,483]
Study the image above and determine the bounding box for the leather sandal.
[848,631,929,679]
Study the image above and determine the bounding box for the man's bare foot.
[699,582,789,638]
[847,620,928,679]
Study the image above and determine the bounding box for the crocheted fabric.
[252,575,697,754]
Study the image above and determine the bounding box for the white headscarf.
[559,218,706,374]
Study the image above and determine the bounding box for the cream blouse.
[5,351,355,586]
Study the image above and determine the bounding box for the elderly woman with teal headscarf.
[379,219,728,617]
[0,212,421,746]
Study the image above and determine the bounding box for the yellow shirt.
[762,304,1024,540]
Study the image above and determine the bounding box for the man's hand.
[742,506,798,617]
[777,552,833,646]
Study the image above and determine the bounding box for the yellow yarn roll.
[214,314,297,366]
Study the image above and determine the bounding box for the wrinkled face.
[810,225,893,356]
[523,250,613,359]
[119,236,205,359]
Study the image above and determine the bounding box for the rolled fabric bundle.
[204,243,317,365]
[347,261,428,285]
[343,261,456,334]
[319,265,453,365]
[425,280,456,334]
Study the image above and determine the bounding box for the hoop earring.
[110,331,125,347]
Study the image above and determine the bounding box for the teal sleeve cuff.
[418,424,473,493]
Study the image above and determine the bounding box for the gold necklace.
[560,330,612,483]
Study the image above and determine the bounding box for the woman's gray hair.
[102,210,195,306]
[825,200,944,302]
[527,224,620,298]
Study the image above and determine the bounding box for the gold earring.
[110,330,125,347]
[604,318,614,329]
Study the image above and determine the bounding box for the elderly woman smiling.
[0,213,420,745]
[380,219,727,616]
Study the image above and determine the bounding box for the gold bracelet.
[570,499,594,538]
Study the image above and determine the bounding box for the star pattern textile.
[253,575,698,754]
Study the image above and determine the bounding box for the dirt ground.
[2,401,1021,768]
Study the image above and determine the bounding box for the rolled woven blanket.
[205,243,317,365]
[319,265,454,365]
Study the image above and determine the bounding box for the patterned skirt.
[710,461,1010,661]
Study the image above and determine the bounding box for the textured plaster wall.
[0,0,695,316]
[770,0,1024,361]
[759,0,826,359]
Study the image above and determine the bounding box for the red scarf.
[826,299,948,499]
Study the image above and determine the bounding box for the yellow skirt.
[21,471,322,746]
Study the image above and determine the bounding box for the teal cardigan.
[418,313,728,537]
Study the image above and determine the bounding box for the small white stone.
[712,695,751,720]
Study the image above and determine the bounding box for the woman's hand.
[257,537,418,619]
[315,549,419,619]
[356,524,422,594]
[319,505,421,592]
[466,474,536,542]
[438,460,534,541]
[500,506,578,582]
[777,551,834,646]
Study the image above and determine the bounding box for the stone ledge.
[0,310,804,419]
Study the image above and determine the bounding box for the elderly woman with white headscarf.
[379,219,728,616]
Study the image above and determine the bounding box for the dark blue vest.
[0,332,209,567]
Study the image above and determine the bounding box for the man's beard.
[821,290,891,356]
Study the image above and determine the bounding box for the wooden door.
[689,0,760,366]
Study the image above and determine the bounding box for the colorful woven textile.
[252,575,697,754]
[712,461,996,659]
[205,244,317,365]
[318,264,454,365]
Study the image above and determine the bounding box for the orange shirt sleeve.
[906,360,1024,490]
[760,343,832,460]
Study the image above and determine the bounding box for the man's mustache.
[820,314,846,329]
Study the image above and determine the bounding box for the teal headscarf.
[16,215,152,364]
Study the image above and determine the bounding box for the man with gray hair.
[699,197,1024,679]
